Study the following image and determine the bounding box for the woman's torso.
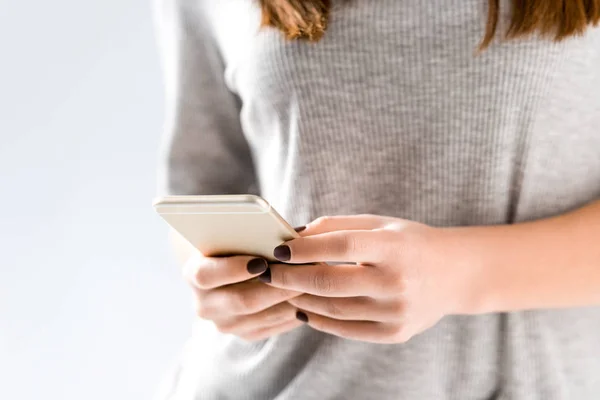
[161,1,600,399]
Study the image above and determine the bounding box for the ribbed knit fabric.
[154,1,600,399]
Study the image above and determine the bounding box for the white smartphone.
[153,194,299,261]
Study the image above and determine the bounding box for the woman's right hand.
[183,253,304,341]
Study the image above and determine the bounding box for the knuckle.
[238,333,253,342]
[265,310,287,324]
[338,233,371,259]
[396,276,409,293]
[228,290,258,314]
[389,299,406,317]
[195,301,211,320]
[311,270,335,294]
[336,323,356,338]
[383,273,407,294]
[194,266,212,289]
[389,325,411,343]
[312,216,333,229]
[324,299,344,318]
[282,288,300,299]
[276,268,289,288]
[339,234,357,255]
[375,231,397,258]
[214,321,236,334]
[182,257,197,282]
[378,228,399,245]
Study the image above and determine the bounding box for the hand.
[262,215,480,343]
[183,253,304,341]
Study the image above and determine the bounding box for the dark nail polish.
[274,245,291,261]
[247,258,268,275]
[296,311,309,323]
[258,268,271,283]
[294,226,306,233]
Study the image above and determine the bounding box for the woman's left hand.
[260,215,483,343]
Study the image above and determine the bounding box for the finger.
[240,318,304,342]
[196,281,301,318]
[184,253,268,290]
[288,295,402,322]
[214,302,297,335]
[265,263,380,297]
[304,215,390,235]
[273,230,384,264]
[296,311,396,343]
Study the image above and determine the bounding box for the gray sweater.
[155,1,600,399]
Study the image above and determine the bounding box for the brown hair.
[259,0,600,49]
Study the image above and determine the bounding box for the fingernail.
[274,245,291,261]
[247,258,268,275]
[296,311,309,323]
[258,268,271,283]
[294,226,306,233]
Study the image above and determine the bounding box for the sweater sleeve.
[154,0,257,196]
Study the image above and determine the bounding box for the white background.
[0,1,193,399]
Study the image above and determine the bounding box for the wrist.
[440,225,501,315]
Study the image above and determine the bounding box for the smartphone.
[153,194,299,260]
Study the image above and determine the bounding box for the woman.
[155,1,600,399]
